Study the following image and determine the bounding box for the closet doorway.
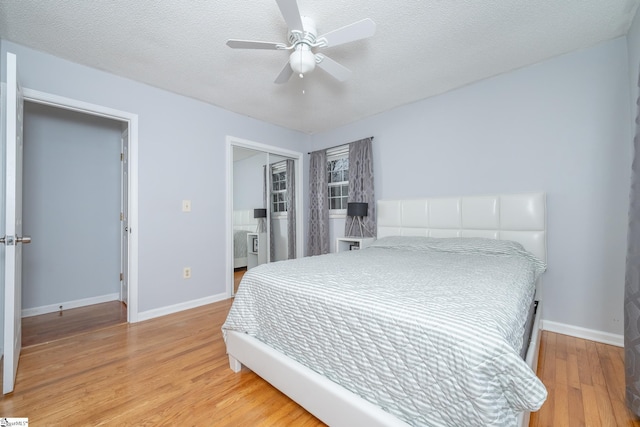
[18,89,138,333]
[21,102,124,344]
[226,136,303,297]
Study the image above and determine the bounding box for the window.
[327,145,349,213]
[271,162,287,214]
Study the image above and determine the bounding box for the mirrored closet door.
[230,142,302,296]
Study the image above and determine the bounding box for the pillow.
[370,236,546,274]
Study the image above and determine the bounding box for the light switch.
[182,200,191,212]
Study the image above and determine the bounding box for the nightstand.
[247,232,267,269]
[335,237,375,253]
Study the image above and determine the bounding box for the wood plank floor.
[22,300,127,347]
[530,331,640,427]
[234,268,246,294]
[3,297,639,426]
[1,298,324,426]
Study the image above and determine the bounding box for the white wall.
[329,216,346,253]
[22,102,122,309]
[311,37,633,337]
[0,40,309,316]
[272,218,288,262]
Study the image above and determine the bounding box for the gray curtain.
[263,164,274,262]
[307,150,330,255]
[345,137,376,238]
[258,170,267,233]
[626,74,640,416]
[286,159,296,259]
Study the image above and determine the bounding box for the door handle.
[0,235,31,245]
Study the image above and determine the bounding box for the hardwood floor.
[22,300,127,347]
[1,298,323,426]
[530,331,640,427]
[3,298,639,426]
[234,267,246,294]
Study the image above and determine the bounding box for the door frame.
[22,88,139,322]
[226,136,304,297]
[120,127,130,305]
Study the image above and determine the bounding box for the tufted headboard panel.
[233,210,258,232]
[377,192,546,262]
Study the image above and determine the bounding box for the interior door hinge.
[120,273,123,281]
[120,212,123,221]
[120,153,124,161]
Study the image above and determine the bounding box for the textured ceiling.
[1,0,638,134]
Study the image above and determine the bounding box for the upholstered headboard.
[377,192,546,262]
[233,210,258,232]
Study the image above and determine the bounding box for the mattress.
[223,236,547,426]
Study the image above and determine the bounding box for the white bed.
[224,192,547,426]
[233,210,258,268]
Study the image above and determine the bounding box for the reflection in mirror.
[232,147,267,294]
[231,147,299,295]
[266,154,291,264]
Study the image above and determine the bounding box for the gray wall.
[233,153,265,211]
[22,102,122,309]
[311,37,633,336]
[0,40,308,315]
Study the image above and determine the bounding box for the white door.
[3,52,28,394]
[121,127,129,305]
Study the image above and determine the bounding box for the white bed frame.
[227,192,546,427]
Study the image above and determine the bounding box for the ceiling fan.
[226,0,376,84]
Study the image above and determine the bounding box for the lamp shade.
[253,208,267,219]
[289,45,316,76]
[347,202,368,217]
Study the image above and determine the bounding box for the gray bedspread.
[222,236,547,426]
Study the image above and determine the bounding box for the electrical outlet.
[183,267,191,279]
[182,200,191,212]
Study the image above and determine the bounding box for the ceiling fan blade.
[315,54,352,82]
[317,18,376,48]
[226,39,285,50]
[276,0,304,32]
[274,61,294,84]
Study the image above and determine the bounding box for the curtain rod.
[307,136,374,155]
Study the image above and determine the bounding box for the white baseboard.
[542,320,623,347]
[21,293,624,351]
[137,292,229,322]
[22,293,120,318]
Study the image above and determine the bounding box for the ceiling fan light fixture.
[226,1,376,84]
[289,46,316,76]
